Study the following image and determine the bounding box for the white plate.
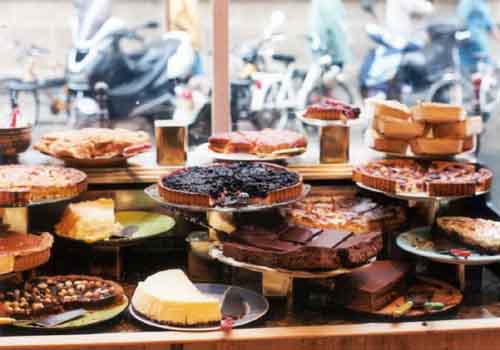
[397,227,500,265]
[129,284,268,332]
[297,111,367,127]
[196,143,306,162]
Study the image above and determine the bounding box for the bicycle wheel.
[306,80,354,105]
[0,79,39,126]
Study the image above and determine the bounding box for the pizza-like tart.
[284,194,406,234]
[353,159,492,197]
[208,129,307,155]
[437,217,500,254]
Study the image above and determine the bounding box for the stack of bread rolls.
[368,100,482,156]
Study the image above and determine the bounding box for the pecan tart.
[0,165,87,206]
[353,159,492,197]
[284,194,406,234]
[208,129,307,155]
[159,162,303,207]
[0,275,124,319]
[437,217,500,254]
[0,232,53,275]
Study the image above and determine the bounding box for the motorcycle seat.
[272,53,295,65]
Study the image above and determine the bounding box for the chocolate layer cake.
[222,225,382,270]
[333,260,410,312]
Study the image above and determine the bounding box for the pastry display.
[131,269,221,326]
[437,217,500,254]
[159,162,303,207]
[333,260,411,312]
[0,165,87,206]
[55,198,123,244]
[208,129,307,156]
[222,224,382,270]
[353,159,492,197]
[284,193,406,234]
[34,128,151,160]
[304,98,361,121]
[367,100,481,156]
[0,275,124,318]
[0,232,53,275]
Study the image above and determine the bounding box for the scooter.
[66,0,195,126]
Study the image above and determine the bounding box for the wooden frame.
[3,319,500,349]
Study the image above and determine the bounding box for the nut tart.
[437,217,500,254]
[0,232,53,275]
[284,194,406,234]
[159,162,303,207]
[208,129,307,155]
[0,165,87,206]
[0,275,124,318]
[354,159,492,197]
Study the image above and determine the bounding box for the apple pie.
[35,128,150,160]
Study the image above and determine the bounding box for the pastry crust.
[355,159,492,196]
[208,129,307,155]
[437,217,500,254]
[159,163,304,207]
[0,232,53,273]
[0,166,87,206]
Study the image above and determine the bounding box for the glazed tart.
[0,232,53,275]
[437,217,500,254]
[0,165,87,206]
[208,129,307,155]
[284,194,406,234]
[159,162,303,207]
[353,159,492,197]
[0,275,124,318]
[304,98,361,121]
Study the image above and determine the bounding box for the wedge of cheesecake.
[55,198,122,243]
[131,269,221,326]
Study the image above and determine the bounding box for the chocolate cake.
[333,260,411,312]
[222,225,382,270]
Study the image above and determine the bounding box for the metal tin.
[155,120,187,165]
[320,124,349,163]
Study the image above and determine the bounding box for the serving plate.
[197,143,306,162]
[297,111,366,128]
[129,284,268,332]
[345,276,462,319]
[144,184,311,213]
[397,227,500,265]
[12,296,128,330]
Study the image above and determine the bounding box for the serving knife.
[220,287,246,332]
[0,309,87,327]
[110,225,139,239]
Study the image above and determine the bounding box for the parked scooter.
[66,0,195,126]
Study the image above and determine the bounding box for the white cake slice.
[131,269,221,326]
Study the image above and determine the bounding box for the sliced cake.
[55,198,122,243]
[131,269,221,326]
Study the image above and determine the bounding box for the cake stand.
[196,143,306,162]
[209,245,374,316]
[297,112,366,164]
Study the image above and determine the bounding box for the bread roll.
[433,116,482,138]
[371,100,411,120]
[374,114,426,140]
[412,102,465,124]
[410,137,464,156]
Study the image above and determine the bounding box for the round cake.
[0,165,87,206]
[159,162,303,207]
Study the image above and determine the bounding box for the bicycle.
[0,39,68,126]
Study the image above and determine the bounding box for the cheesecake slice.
[55,198,122,243]
[132,269,221,326]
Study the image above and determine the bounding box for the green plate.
[61,211,176,247]
[13,296,128,330]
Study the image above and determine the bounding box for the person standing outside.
[385,0,434,42]
[458,0,500,73]
[309,0,351,67]
[166,0,203,75]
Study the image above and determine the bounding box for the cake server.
[33,309,88,327]
[221,287,246,320]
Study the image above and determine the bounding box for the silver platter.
[144,184,311,213]
[356,181,488,202]
[129,283,268,332]
[209,245,373,279]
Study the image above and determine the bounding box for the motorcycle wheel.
[428,79,475,115]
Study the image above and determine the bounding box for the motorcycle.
[66,0,195,126]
